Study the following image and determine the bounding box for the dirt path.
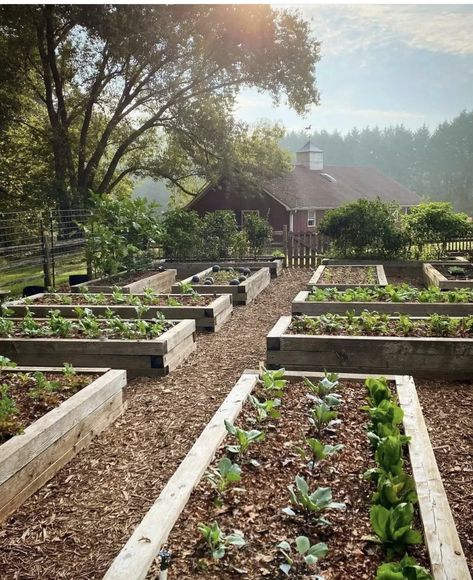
[0,268,311,580]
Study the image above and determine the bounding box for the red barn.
[186,141,421,233]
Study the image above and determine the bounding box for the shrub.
[232,230,250,258]
[83,193,161,276]
[243,213,273,258]
[403,202,472,259]
[160,209,203,259]
[202,211,239,260]
[318,198,408,259]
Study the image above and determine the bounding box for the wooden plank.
[103,372,259,580]
[266,315,291,351]
[376,265,388,286]
[71,270,177,294]
[160,319,195,355]
[0,391,125,522]
[423,262,473,290]
[308,264,387,290]
[396,376,471,580]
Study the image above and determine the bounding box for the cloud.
[287,5,473,56]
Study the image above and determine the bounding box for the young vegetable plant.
[309,402,339,437]
[248,394,281,422]
[278,536,328,577]
[197,521,245,560]
[62,363,76,377]
[376,554,432,580]
[259,366,287,398]
[0,383,23,440]
[29,372,60,401]
[296,437,344,473]
[205,457,242,497]
[224,419,264,460]
[373,472,418,509]
[304,372,341,408]
[369,502,423,558]
[282,476,345,524]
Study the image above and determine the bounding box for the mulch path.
[416,379,473,572]
[165,380,385,579]
[0,268,312,580]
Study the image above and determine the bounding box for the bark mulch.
[0,267,312,580]
[319,266,377,285]
[415,379,473,573]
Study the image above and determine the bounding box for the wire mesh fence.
[0,209,89,294]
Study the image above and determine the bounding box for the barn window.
[307,210,316,227]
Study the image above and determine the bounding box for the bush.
[83,193,161,276]
[403,202,472,258]
[318,198,408,259]
[243,213,273,258]
[160,209,203,259]
[232,230,250,259]
[202,211,239,260]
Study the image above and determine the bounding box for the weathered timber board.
[266,316,473,377]
[103,372,259,580]
[308,264,388,290]
[171,267,270,305]
[71,270,177,294]
[423,262,473,290]
[162,259,282,279]
[0,369,126,523]
[0,320,196,377]
[292,290,473,316]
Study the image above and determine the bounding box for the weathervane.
[304,124,312,147]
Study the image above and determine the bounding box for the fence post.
[49,210,56,287]
[40,214,52,288]
[283,225,288,267]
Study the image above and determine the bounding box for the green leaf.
[295,535,310,555]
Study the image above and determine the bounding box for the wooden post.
[282,224,288,267]
[40,216,52,289]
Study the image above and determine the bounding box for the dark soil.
[319,266,378,285]
[0,371,97,443]
[437,264,473,281]
[416,379,473,572]
[164,380,386,579]
[91,269,167,286]
[30,293,213,307]
[0,268,312,580]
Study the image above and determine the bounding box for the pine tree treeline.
[282,110,473,214]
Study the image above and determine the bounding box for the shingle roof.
[297,141,323,153]
[263,165,421,209]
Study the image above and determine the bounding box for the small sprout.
[283,476,345,524]
[309,402,339,437]
[62,363,76,377]
[205,457,242,496]
[197,521,245,560]
[224,419,264,456]
[259,366,287,397]
[278,536,328,576]
[296,437,344,472]
[248,395,281,422]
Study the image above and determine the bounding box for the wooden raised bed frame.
[172,266,270,305]
[266,316,473,378]
[71,269,177,294]
[423,262,473,290]
[308,264,388,290]
[6,293,233,332]
[0,367,127,524]
[292,290,473,317]
[103,370,470,580]
[0,319,196,378]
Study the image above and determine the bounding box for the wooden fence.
[282,226,330,267]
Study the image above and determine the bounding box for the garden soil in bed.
[436,264,473,281]
[0,268,311,580]
[320,266,377,285]
[32,293,214,307]
[88,270,166,286]
[416,379,473,572]
[163,380,387,580]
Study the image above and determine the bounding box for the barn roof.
[263,165,421,209]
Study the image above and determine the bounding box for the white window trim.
[307,210,316,228]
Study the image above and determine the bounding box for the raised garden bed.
[6,292,233,332]
[70,269,177,294]
[423,262,473,290]
[172,266,270,305]
[292,285,473,317]
[266,314,473,377]
[163,259,283,279]
[308,264,388,290]
[0,364,126,523]
[0,315,196,377]
[104,370,468,580]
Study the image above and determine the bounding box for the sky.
[234,4,473,134]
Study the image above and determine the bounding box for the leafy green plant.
[309,402,339,437]
[242,212,273,258]
[48,310,73,337]
[365,377,392,407]
[259,366,287,397]
[197,521,245,560]
[202,210,239,260]
[283,476,345,523]
[0,383,23,440]
[0,316,14,336]
[29,371,60,400]
[62,363,76,377]
[224,419,264,456]
[278,536,328,576]
[296,437,343,472]
[248,394,281,422]
[373,472,417,509]
[166,296,181,306]
[20,310,42,336]
[370,503,423,557]
[304,373,341,408]
[160,209,203,260]
[205,457,242,496]
[178,281,195,294]
[0,356,17,371]
[376,554,432,579]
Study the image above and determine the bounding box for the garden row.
[0,261,277,527]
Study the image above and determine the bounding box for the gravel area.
[0,268,312,580]
[416,379,473,572]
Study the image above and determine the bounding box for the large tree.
[0,5,320,209]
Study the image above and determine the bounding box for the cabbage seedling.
[309,402,339,437]
[283,476,345,524]
[278,536,328,576]
[224,420,264,456]
[205,457,242,496]
[296,437,343,472]
[259,367,287,397]
[248,395,281,422]
[197,521,245,560]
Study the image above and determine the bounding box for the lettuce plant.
[376,554,432,579]
[283,476,345,524]
[278,536,328,577]
[197,521,245,560]
[373,472,418,508]
[370,503,423,557]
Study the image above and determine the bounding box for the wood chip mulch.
[415,379,473,572]
[0,268,312,580]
